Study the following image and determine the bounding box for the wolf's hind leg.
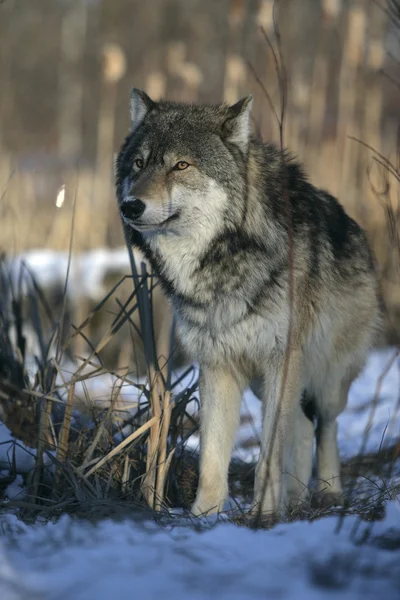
[252,351,303,517]
[314,376,351,507]
[285,394,314,508]
[191,366,244,517]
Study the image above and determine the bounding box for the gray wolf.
[116,88,381,517]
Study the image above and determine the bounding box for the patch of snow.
[4,476,25,502]
[338,348,400,457]
[7,247,143,303]
[0,424,52,474]
[0,502,399,599]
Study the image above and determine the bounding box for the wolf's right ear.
[223,95,253,152]
[130,88,155,131]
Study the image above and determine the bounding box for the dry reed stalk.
[78,413,111,471]
[360,7,386,226]
[224,54,247,106]
[58,2,87,163]
[257,0,274,34]
[145,72,167,101]
[91,44,125,249]
[223,0,248,106]
[54,382,75,490]
[72,294,91,361]
[164,446,176,480]
[336,5,367,205]
[66,322,124,383]
[155,389,172,511]
[31,392,53,500]
[255,1,274,142]
[84,415,158,478]
[167,41,203,103]
[77,374,121,472]
[141,365,162,508]
[56,382,75,464]
[64,273,135,347]
[122,454,131,493]
[306,24,329,187]
[23,389,63,405]
[155,298,174,383]
[286,77,309,158]
[321,0,341,21]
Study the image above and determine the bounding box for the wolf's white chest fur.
[149,231,289,367]
[152,233,204,297]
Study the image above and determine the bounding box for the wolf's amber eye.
[134,158,144,169]
[174,161,190,171]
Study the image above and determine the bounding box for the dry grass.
[0,249,199,519]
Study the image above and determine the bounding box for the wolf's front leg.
[191,366,244,516]
[253,351,303,517]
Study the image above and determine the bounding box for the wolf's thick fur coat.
[116,89,381,516]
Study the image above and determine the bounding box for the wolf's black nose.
[121,199,146,220]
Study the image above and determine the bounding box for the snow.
[338,348,400,456]
[7,247,141,301]
[3,476,25,502]
[0,426,52,474]
[0,502,399,599]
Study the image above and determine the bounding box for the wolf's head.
[116,89,253,237]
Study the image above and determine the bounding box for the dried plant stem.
[84,415,158,478]
[142,366,162,508]
[155,390,172,510]
[122,455,131,493]
[54,382,75,488]
[78,390,117,472]
[32,396,52,499]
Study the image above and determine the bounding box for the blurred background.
[0,0,399,359]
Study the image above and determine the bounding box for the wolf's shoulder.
[253,141,372,266]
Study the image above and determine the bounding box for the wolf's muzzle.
[121,199,146,221]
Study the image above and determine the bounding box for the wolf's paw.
[286,493,312,517]
[191,495,225,517]
[247,504,280,528]
[286,486,310,509]
[312,490,344,509]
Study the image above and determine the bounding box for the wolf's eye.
[174,161,190,171]
[134,158,144,169]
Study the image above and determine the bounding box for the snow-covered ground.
[7,248,134,301]
[0,501,399,599]
[0,250,399,599]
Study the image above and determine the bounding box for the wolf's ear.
[130,88,155,131]
[223,95,253,152]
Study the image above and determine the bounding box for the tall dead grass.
[0,246,200,517]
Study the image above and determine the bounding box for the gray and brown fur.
[116,89,381,517]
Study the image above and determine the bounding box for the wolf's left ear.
[223,95,253,152]
[130,88,155,131]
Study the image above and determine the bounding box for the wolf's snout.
[121,199,146,221]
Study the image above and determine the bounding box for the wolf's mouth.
[126,211,180,231]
